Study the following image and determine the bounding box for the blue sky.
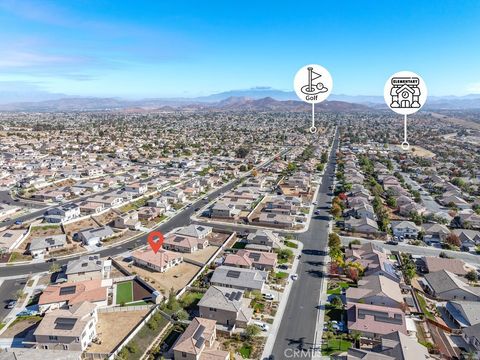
[1,0,479,98]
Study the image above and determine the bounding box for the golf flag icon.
[301,67,328,95]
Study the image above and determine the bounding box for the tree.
[316,163,324,172]
[330,296,343,309]
[167,287,180,311]
[244,324,261,340]
[466,270,478,283]
[251,169,258,177]
[445,233,461,248]
[351,331,361,348]
[176,309,189,320]
[328,233,341,248]
[126,341,138,354]
[345,266,359,283]
[386,196,397,208]
[331,203,342,218]
[348,239,361,249]
[235,147,249,158]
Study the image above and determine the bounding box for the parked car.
[263,293,275,300]
[16,309,38,317]
[5,300,16,309]
[14,220,23,225]
[291,274,298,281]
[254,321,269,331]
[278,264,288,270]
[314,210,320,215]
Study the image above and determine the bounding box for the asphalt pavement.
[0,278,27,322]
[269,132,338,360]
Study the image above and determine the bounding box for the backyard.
[116,281,134,304]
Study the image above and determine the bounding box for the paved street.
[340,236,480,266]
[0,278,27,323]
[268,132,338,360]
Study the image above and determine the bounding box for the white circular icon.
[294,64,333,104]
[384,71,428,115]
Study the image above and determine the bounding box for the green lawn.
[284,240,298,249]
[416,292,435,320]
[275,271,289,279]
[327,281,351,295]
[116,281,133,304]
[180,291,204,311]
[322,339,352,355]
[232,242,247,249]
[124,300,150,307]
[239,345,252,358]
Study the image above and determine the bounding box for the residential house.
[344,217,380,234]
[223,249,277,271]
[346,274,404,309]
[391,221,419,239]
[0,229,27,252]
[347,302,407,339]
[251,213,294,229]
[162,233,208,253]
[65,255,111,282]
[77,226,115,246]
[131,248,183,272]
[422,256,468,276]
[114,210,141,230]
[124,183,148,195]
[33,301,98,351]
[245,229,281,251]
[176,225,213,239]
[346,331,430,360]
[38,279,110,312]
[29,234,67,258]
[172,317,229,360]
[423,270,480,301]
[44,204,81,224]
[163,188,186,203]
[210,265,267,292]
[462,323,480,358]
[444,301,480,328]
[198,286,253,329]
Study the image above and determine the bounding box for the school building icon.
[389,77,421,109]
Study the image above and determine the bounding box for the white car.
[254,321,269,331]
[263,293,275,300]
[291,274,298,281]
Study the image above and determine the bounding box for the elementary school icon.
[389,76,421,109]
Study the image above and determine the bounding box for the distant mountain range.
[0,95,369,112]
[0,86,480,111]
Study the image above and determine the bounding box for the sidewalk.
[261,240,304,359]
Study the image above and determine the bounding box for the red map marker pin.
[147,231,164,254]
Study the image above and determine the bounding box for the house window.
[63,344,68,350]
[42,345,48,349]
[182,352,187,357]
[49,336,58,340]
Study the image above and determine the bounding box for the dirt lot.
[93,210,120,226]
[391,144,435,158]
[118,259,201,295]
[63,218,99,239]
[87,310,149,354]
[0,316,42,338]
[183,245,219,263]
[102,229,140,245]
[207,231,231,246]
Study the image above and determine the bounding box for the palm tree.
[351,331,361,349]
